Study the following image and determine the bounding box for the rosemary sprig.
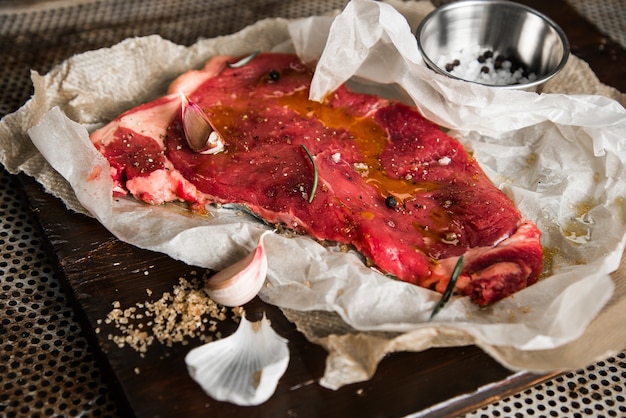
[301,144,318,203]
[428,255,464,322]
[226,50,260,68]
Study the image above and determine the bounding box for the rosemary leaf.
[429,255,464,322]
[226,50,260,68]
[301,144,318,203]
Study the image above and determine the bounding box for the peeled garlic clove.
[205,230,271,307]
[179,89,225,154]
[185,314,290,406]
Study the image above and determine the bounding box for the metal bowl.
[416,0,569,92]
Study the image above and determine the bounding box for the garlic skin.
[204,230,271,307]
[185,314,290,406]
[179,89,225,154]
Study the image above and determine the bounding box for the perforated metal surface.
[0,0,350,117]
[0,1,625,417]
[466,355,626,418]
[569,0,626,49]
[0,170,121,417]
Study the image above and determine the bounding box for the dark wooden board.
[12,0,625,417]
[20,173,554,417]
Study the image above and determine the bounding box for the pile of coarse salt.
[97,274,244,356]
[437,45,538,86]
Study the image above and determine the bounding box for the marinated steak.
[90,52,543,306]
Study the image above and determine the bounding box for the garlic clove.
[185,314,290,406]
[205,230,271,307]
[179,89,225,154]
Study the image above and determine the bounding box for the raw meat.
[90,52,543,306]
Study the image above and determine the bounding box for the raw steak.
[90,52,543,306]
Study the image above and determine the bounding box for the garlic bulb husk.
[204,230,271,307]
[179,89,225,154]
[185,314,290,406]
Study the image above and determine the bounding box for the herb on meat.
[429,255,464,321]
[226,50,260,68]
[301,144,318,203]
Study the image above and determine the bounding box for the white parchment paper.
[1,0,626,389]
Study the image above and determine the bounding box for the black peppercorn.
[268,70,280,81]
[444,59,460,72]
[494,55,505,70]
[385,195,397,208]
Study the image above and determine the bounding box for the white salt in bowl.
[416,0,569,92]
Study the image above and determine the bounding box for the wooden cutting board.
[20,173,555,417]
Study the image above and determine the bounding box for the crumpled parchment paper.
[1,0,625,390]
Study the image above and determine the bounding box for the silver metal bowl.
[416,0,569,92]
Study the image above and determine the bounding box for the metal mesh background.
[0,1,624,417]
[569,0,626,49]
[0,171,120,416]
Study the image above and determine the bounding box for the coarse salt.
[437,45,537,86]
